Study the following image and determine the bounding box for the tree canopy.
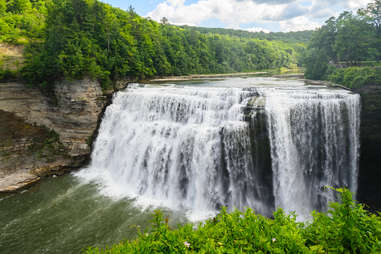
[0,0,48,43]
[180,25,314,44]
[304,0,381,81]
[1,0,306,88]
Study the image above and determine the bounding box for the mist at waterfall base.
[0,77,360,254]
[77,77,360,221]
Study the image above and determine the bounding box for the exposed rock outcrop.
[0,79,107,192]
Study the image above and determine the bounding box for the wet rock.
[0,172,40,192]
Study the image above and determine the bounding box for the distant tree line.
[304,0,381,86]
[180,25,314,44]
[1,0,305,89]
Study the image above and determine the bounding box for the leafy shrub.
[0,68,18,81]
[303,188,381,253]
[327,66,381,88]
[85,189,381,254]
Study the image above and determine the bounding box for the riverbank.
[148,69,304,82]
[149,72,268,82]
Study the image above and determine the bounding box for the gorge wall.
[356,86,381,211]
[0,79,108,192]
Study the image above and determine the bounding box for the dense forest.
[0,0,47,43]
[2,0,379,89]
[181,26,314,44]
[0,0,306,89]
[304,0,381,88]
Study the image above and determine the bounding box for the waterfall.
[261,87,360,218]
[77,80,360,221]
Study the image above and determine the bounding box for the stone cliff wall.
[0,79,108,191]
[356,86,381,211]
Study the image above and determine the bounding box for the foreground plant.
[86,189,381,253]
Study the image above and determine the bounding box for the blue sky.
[101,0,372,32]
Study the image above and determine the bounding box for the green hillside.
[1,0,307,89]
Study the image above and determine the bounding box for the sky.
[101,0,373,32]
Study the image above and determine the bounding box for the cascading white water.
[77,85,267,220]
[261,87,360,218]
[77,79,360,221]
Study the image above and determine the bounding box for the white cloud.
[147,0,373,32]
[348,0,371,9]
[279,16,320,32]
[245,26,271,33]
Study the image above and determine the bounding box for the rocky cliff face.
[356,86,381,211]
[0,79,108,192]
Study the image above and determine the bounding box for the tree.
[305,0,381,79]
[334,12,373,63]
[20,0,301,87]
[160,17,168,25]
[0,0,6,16]
[359,0,381,34]
[6,0,32,14]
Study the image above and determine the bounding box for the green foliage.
[16,0,302,88]
[0,0,6,16]
[304,188,381,253]
[304,0,381,81]
[180,25,314,44]
[85,189,381,254]
[304,48,329,80]
[6,0,32,14]
[0,0,48,43]
[0,68,18,81]
[327,66,381,88]
[0,0,306,87]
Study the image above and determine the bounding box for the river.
[0,76,360,253]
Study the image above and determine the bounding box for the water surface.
[0,175,185,254]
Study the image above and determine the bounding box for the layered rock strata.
[0,79,107,192]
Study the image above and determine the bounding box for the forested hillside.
[181,25,313,44]
[0,0,47,43]
[0,0,306,89]
[304,0,381,88]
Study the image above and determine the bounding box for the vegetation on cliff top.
[86,189,381,254]
[304,0,381,88]
[2,0,380,90]
[327,66,381,89]
[0,0,309,88]
[180,26,314,44]
[0,0,48,44]
[0,0,49,81]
